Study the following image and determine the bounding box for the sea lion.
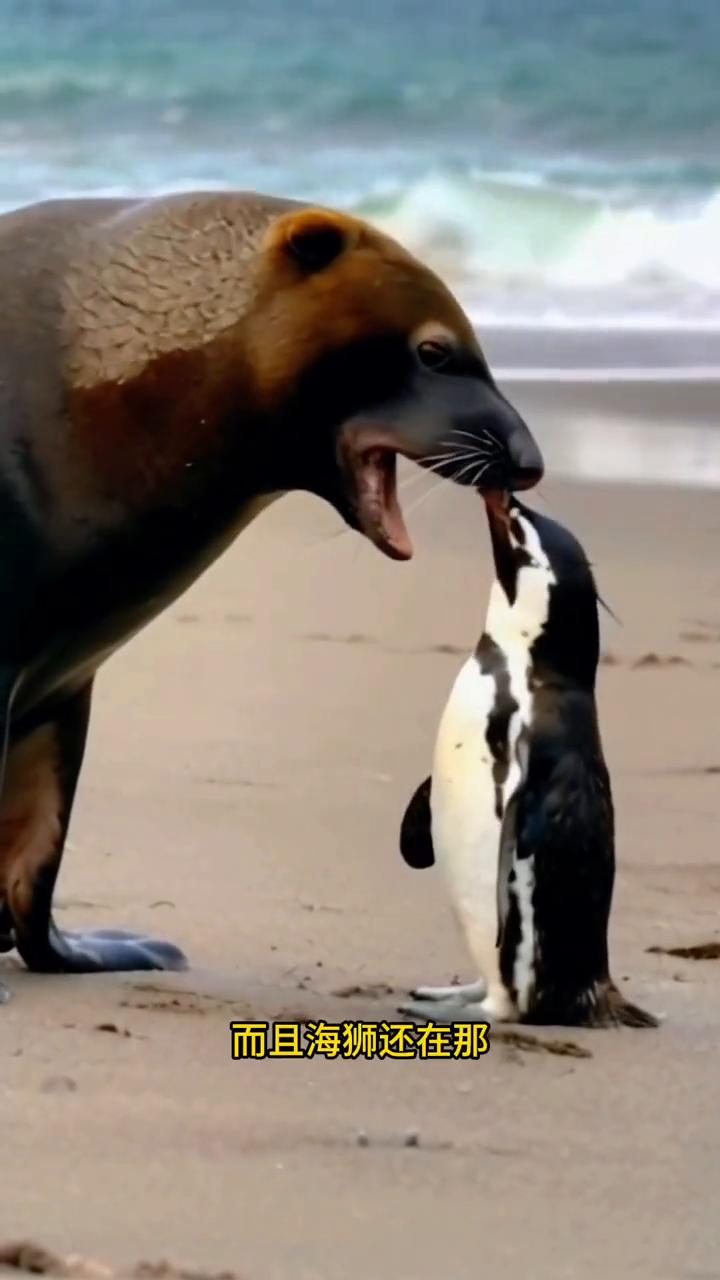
[0,190,543,997]
[399,491,657,1027]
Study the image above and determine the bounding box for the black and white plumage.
[399,492,657,1028]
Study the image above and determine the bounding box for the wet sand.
[1,383,719,1280]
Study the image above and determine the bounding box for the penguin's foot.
[23,926,188,975]
[399,995,494,1024]
[400,984,516,1025]
[600,985,660,1030]
[409,980,487,1004]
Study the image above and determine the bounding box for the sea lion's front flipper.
[2,682,187,977]
[399,776,435,869]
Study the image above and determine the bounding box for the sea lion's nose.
[486,383,544,490]
[508,430,544,491]
[455,383,544,493]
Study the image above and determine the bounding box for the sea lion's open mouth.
[340,428,414,561]
[353,446,412,561]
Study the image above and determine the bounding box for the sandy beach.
[1,375,718,1280]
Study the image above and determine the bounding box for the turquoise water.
[2,0,720,325]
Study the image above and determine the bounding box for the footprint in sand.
[633,653,691,668]
[303,632,377,645]
[647,942,720,961]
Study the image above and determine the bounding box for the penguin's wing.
[399,776,435,869]
[496,789,519,940]
[514,749,615,920]
[497,730,530,941]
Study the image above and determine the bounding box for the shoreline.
[1,474,717,1279]
[495,366,720,382]
[491,372,720,490]
[477,321,720,374]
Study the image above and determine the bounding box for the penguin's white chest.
[431,657,500,864]
[430,639,532,933]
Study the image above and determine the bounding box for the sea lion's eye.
[417,339,454,371]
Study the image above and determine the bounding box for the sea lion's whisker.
[420,447,494,469]
[401,475,449,520]
[412,462,448,480]
[399,451,463,491]
[421,454,488,478]
[417,462,453,478]
[399,468,436,493]
[451,458,490,484]
[449,428,496,447]
[445,437,496,455]
[417,448,497,473]
[417,457,483,476]
[471,459,494,486]
[427,431,495,452]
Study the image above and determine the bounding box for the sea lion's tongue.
[357,449,413,561]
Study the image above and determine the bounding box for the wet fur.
[0,190,532,987]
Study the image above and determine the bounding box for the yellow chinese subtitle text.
[229,1019,489,1060]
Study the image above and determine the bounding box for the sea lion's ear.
[281,210,357,273]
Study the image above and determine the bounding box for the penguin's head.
[483,491,601,689]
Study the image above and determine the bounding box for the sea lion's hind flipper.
[399,776,434,869]
[5,682,187,976]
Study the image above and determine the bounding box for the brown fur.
[0,725,62,923]
[0,192,540,984]
[1,192,479,522]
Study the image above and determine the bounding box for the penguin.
[398,490,657,1028]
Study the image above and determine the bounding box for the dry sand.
[1,391,719,1279]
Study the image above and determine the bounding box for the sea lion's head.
[64,193,541,559]
[246,205,543,560]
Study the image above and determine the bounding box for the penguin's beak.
[484,489,511,518]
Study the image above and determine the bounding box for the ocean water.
[2,0,720,328]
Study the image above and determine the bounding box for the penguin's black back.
[499,682,615,1025]
[513,500,601,694]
